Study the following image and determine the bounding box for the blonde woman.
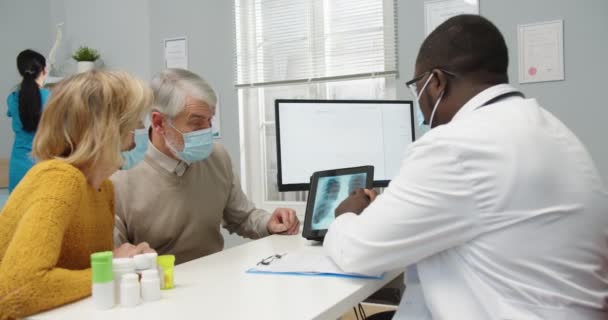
[0,70,154,318]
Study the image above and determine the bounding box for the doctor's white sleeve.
[323,138,480,275]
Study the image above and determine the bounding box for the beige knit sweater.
[112,143,270,264]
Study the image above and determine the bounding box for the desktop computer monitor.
[275,99,415,191]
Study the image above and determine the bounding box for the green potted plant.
[72,46,100,73]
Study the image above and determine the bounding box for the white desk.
[34,235,401,320]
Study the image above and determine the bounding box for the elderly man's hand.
[335,188,377,217]
[267,208,300,235]
[113,242,155,258]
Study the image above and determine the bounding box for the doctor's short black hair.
[416,14,509,84]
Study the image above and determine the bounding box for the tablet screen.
[311,173,368,231]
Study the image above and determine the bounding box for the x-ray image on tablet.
[303,166,374,241]
[311,173,367,231]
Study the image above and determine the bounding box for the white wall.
[48,0,151,80]
[397,0,608,181]
[0,0,151,158]
[148,0,241,168]
[0,0,52,158]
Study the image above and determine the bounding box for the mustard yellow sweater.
[0,159,114,319]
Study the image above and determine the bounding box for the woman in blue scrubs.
[6,49,50,192]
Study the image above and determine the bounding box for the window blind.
[235,0,398,87]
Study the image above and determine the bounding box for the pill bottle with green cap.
[91,251,114,309]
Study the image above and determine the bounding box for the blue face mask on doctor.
[121,128,149,170]
[409,72,444,136]
[166,121,214,163]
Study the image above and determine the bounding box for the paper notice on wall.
[518,20,564,83]
[164,37,188,70]
[424,0,479,36]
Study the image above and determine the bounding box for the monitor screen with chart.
[275,99,415,191]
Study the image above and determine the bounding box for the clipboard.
[246,252,384,280]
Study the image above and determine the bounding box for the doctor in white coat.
[324,14,608,320]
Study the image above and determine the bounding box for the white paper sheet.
[248,251,383,278]
[518,20,565,83]
[164,37,188,69]
[424,0,479,36]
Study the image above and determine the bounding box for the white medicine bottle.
[141,269,161,302]
[120,273,140,308]
[112,258,135,304]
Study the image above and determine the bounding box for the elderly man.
[112,69,299,264]
[325,15,608,319]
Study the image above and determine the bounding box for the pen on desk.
[257,253,287,265]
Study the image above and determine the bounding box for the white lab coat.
[324,84,608,319]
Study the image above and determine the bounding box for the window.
[235,0,398,209]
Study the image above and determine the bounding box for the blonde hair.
[33,70,152,176]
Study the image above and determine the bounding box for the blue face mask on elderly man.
[165,122,214,163]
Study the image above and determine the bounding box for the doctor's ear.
[429,69,449,94]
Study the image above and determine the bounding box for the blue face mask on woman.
[166,122,214,163]
[121,128,149,170]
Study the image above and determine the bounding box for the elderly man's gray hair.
[150,68,217,117]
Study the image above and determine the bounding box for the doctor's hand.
[335,188,377,217]
[267,208,300,235]
[113,242,156,258]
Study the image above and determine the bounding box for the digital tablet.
[302,166,374,241]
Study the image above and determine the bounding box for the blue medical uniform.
[6,88,51,192]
